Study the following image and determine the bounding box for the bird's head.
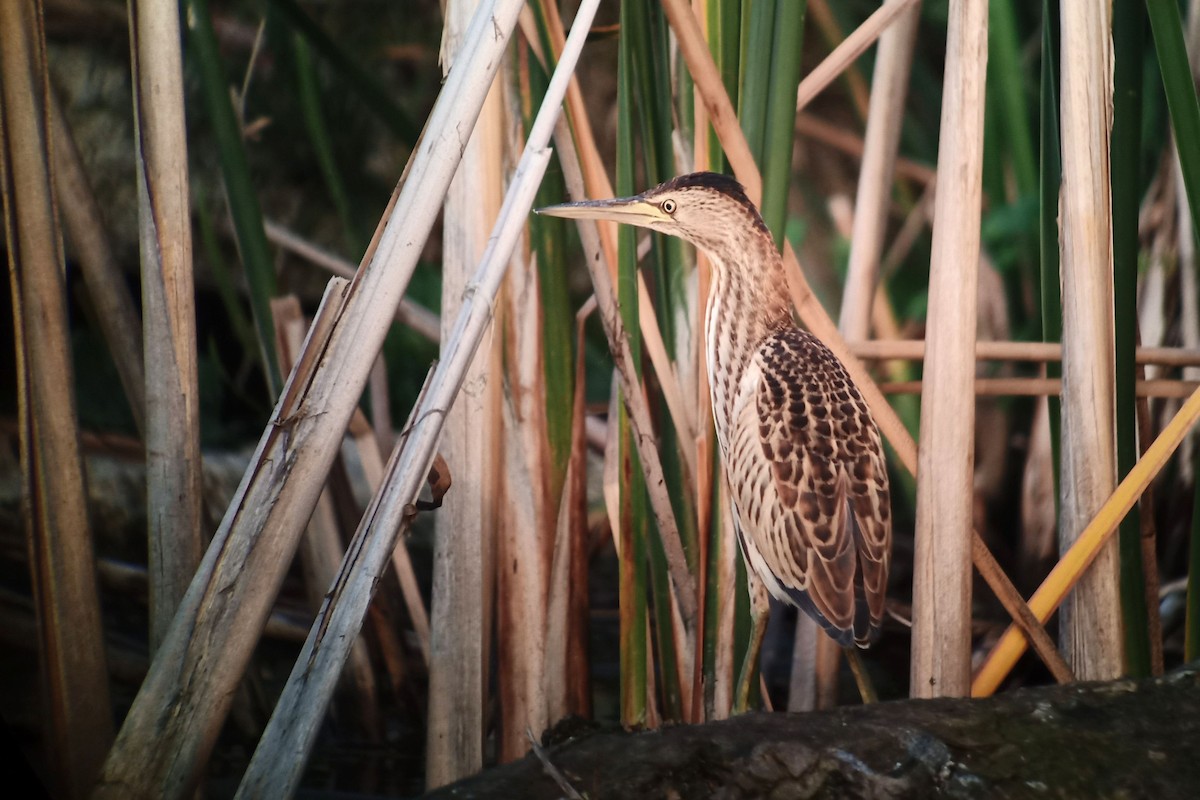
[536,171,771,255]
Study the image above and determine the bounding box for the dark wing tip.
[853,593,881,649]
[779,583,857,648]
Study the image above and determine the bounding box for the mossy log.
[425,666,1200,799]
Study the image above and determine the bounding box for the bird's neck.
[703,236,793,443]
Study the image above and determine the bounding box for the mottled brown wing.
[726,327,891,647]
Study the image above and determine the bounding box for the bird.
[537,172,891,709]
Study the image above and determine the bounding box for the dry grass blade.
[264,219,441,343]
[543,312,592,721]
[525,728,584,799]
[0,2,114,795]
[50,87,146,435]
[795,113,937,186]
[973,385,1200,695]
[809,0,872,117]
[795,0,921,114]
[127,0,203,654]
[1057,0,1122,681]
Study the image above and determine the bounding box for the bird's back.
[722,325,891,647]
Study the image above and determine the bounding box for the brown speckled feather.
[726,327,891,647]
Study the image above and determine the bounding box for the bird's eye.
[661,199,677,214]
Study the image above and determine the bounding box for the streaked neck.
[703,235,792,444]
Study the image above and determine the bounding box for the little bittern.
[539,172,891,709]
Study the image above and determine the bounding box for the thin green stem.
[188,0,280,395]
[1112,0,1151,677]
[1039,0,1063,489]
[617,0,648,726]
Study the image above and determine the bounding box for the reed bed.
[5,0,1200,796]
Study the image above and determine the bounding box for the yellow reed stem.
[973,386,1200,696]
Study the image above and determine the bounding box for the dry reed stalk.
[880,180,937,276]
[972,385,1200,695]
[644,613,662,728]
[710,480,739,720]
[796,0,921,114]
[972,535,1075,685]
[543,458,575,723]
[689,0,716,725]
[602,383,622,555]
[50,89,146,435]
[910,0,987,699]
[426,0,506,784]
[877,377,1200,398]
[272,297,379,737]
[1173,152,1199,477]
[1020,396,1058,576]
[263,218,441,343]
[347,411,431,664]
[496,393,549,761]
[234,358,438,800]
[495,136,563,756]
[837,0,921,342]
[691,268,716,722]
[127,0,203,653]
[368,355,395,451]
[95,273,349,799]
[852,339,1200,367]
[668,567,695,720]
[94,4,525,796]
[787,616,840,711]
[1057,0,1122,681]
[788,615,819,712]
[1,3,114,796]
[868,288,908,381]
[796,113,937,186]
[543,309,592,721]
[1133,348,1164,676]
[807,0,871,118]
[240,147,563,800]
[235,5,597,792]
[661,0,1067,691]
[565,315,593,716]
